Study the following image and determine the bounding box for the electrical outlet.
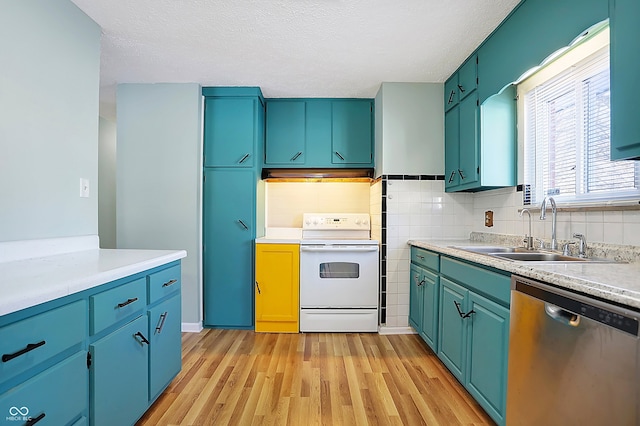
[80,178,90,198]
[485,210,494,227]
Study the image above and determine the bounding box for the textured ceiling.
[70,0,521,120]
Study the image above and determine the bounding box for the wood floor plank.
[137,330,495,426]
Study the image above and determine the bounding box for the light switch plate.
[80,178,90,198]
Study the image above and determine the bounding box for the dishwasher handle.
[300,246,378,252]
[545,303,581,327]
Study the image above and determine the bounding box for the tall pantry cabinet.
[202,87,265,328]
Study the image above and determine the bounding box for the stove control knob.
[312,218,319,225]
[363,219,369,225]
[355,219,362,225]
[305,219,311,225]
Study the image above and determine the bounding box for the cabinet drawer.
[411,247,440,271]
[0,351,87,426]
[148,264,181,304]
[440,257,510,306]
[0,300,86,386]
[90,278,146,335]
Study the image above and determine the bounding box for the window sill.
[521,200,640,213]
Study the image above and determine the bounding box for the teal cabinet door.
[409,264,424,333]
[457,93,480,188]
[203,97,256,167]
[438,278,467,382]
[0,351,87,426]
[148,294,182,401]
[419,269,439,352]
[444,76,459,111]
[203,168,255,328]
[265,100,306,165]
[444,106,460,190]
[610,0,640,160]
[457,56,477,102]
[90,316,149,426]
[466,292,510,425]
[305,100,333,166]
[331,100,373,165]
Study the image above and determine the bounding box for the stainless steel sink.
[451,246,529,254]
[491,252,587,262]
[451,245,620,263]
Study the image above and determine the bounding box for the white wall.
[98,117,117,248]
[116,83,202,325]
[375,83,444,177]
[0,0,100,242]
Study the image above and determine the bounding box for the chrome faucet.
[573,233,587,258]
[519,209,534,250]
[539,196,558,250]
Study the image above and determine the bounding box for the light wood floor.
[137,329,494,426]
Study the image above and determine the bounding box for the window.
[520,25,640,205]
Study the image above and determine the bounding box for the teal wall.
[98,117,117,249]
[0,0,101,242]
[116,84,202,325]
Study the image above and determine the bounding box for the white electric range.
[299,213,379,332]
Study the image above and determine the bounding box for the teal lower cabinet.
[0,261,182,426]
[466,292,510,423]
[203,168,256,328]
[409,245,510,426]
[90,316,149,426]
[438,278,467,382]
[0,351,87,426]
[438,256,510,426]
[149,294,182,400]
[409,247,440,352]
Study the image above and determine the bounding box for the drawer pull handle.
[2,340,46,362]
[155,312,168,334]
[448,170,456,183]
[416,278,426,287]
[134,331,150,345]
[25,412,46,426]
[162,279,178,288]
[458,169,466,180]
[457,84,465,94]
[291,151,302,161]
[416,255,425,260]
[238,153,251,164]
[448,90,455,104]
[255,281,261,295]
[117,297,138,308]
[334,151,345,161]
[238,219,249,230]
[454,301,475,319]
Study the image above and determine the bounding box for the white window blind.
[523,42,640,205]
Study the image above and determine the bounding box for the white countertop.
[0,248,186,317]
[409,239,640,310]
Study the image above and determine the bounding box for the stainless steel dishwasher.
[507,275,640,425]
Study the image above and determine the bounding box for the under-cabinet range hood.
[261,168,374,180]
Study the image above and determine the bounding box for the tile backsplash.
[265,178,640,331]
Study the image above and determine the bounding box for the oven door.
[299,244,379,308]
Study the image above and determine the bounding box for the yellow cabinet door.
[255,244,300,333]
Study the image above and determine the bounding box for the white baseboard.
[378,326,417,335]
[181,322,203,333]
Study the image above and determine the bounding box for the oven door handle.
[300,246,378,252]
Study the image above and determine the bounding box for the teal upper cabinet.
[444,55,515,192]
[477,0,608,104]
[265,100,306,165]
[264,98,374,168]
[610,0,640,160]
[331,99,373,165]
[202,87,263,167]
